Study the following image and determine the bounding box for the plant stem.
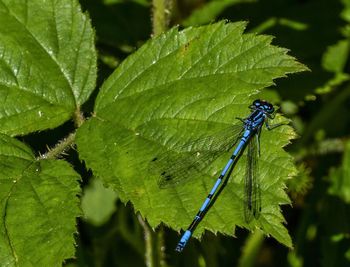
[138,213,154,267]
[157,225,167,267]
[74,107,85,127]
[152,0,172,36]
[238,230,264,267]
[116,206,144,257]
[38,108,85,160]
[38,132,76,160]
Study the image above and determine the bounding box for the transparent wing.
[244,132,261,223]
[149,125,244,188]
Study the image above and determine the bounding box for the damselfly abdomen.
[150,100,284,252]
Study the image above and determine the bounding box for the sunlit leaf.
[76,22,307,247]
[0,134,81,266]
[0,0,96,135]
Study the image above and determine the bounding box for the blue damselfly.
[150,99,284,252]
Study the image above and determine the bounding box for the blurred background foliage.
[37,0,350,266]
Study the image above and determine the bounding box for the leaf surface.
[76,22,307,247]
[0,0,96,135]
[0,134,81,266]
[81,178,118,226]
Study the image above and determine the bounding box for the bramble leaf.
[0,0,96,135]
[322,40,350,73]
[76,22,307,247]
[81,178,118,226]
[0,134,81,266]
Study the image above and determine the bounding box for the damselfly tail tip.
[175,230,191,252]
[175,243,184,252]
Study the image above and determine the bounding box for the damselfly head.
[252,99,275,114]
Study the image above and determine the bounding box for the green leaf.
[315,39,350,94]
[81,178,118,226]
[182,0,254,27]
[328,141,350,203]
[322,40,350,73]
[0,134,81,266]
[76,22,307,247]
[0,0,96,136]
[341,0,350,22]
[314,72,350,95]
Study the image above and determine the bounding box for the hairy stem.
[152,0,172,36]
[38,108,85,160]
[38,132,76,160]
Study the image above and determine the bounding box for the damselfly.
[150,99,284,252]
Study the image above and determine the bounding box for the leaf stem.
[152,0,172,36]
[157,225,167,267]
[38,132,76,160]
[74,107,85,128]
[38,108,85,160]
